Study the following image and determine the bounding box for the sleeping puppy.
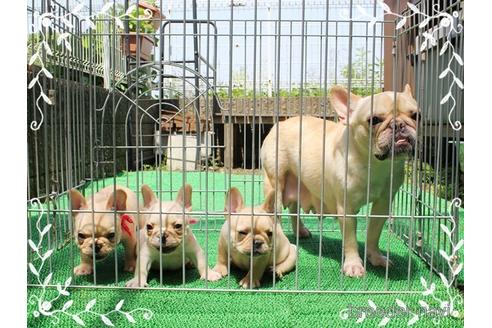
[213,187,297,288]
[125,184,220,287]
[70,185,139,276]
[261,85,419,277]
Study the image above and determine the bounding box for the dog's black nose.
[161,235,167,245]
[94,244,101,253]
[391,119,406,131]
[254,240,263,249]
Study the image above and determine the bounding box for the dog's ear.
[69,189,87,214]
[225,187,244,214]
[106,189,127,211]
[176,184,192,211]
[329,86,361,124]
[403,83,413,96]
[261,190,276,214]
[141,184,156,208]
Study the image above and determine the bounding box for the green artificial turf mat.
[27,287,463,327]
[27,171,464,327]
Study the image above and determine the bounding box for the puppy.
[213,187,297,288]
[70,185,138,276]
[126,184,220,287]
[261,85,419,277]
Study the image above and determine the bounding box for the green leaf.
[85,299,96,311]
[40,224,52,235]
[43,273,53,286]
[72,315,85,326]
[28,240,38,252]
[62,300,73,311]
[101,315,114,326]
[115,300,124,311]
[125,313,136,323]
[28,263,39,276]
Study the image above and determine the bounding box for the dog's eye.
[238,231,248,236]
[77,233,86,240]
[146,224,153,231]
[174,223,182,229]
[368,116,383,125]
[107,232,115,239]
[411,112,421,121]
[266,231,273,237]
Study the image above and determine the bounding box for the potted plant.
[123,1,163,61]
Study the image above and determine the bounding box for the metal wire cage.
[27,0,463,294]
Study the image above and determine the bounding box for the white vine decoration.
[28,1,152,131]
[346,1,464,131]
[28,197,153,326]
[339,2,464,325]
[28,3,156,325]
[339,197,463,326]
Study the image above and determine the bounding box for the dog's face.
[330,84,420,161]
[224,188,276,257]
[70,189,126,261]
[141,184,196,254]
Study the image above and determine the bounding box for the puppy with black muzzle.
[70,186,139,276]
[213,188,297,288]
[261,85,420,277]
[125,184,220,287]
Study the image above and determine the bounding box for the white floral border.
[350,0,464,132]
[28,0,464,326]
[339,1,464,326]
[28,1,151,130]
[28,198,153,326]
[339,198,463,326]
[27,2,154,326]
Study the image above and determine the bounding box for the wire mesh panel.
[391,0,464,286]
[27,0,464,295]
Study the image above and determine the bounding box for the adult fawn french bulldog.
[126,184,220,287]
[70,186,139,276]
[213,188,297,288]
[261,85,419,277]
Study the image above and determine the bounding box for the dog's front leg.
[121,233,137,273]
[213,235,230,278]
[273,244,297,279]
[239,257,269,289]
[125,243,151,288]
[338,208,365,277]
[74,254,93,276]
[366,199,393,268]
[186,235,221,281]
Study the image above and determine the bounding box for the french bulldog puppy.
[70,185,139,276]
[261,85,419,277]
[213,187,297,288]
[125,184,220,287]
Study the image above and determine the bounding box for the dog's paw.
[212,264,228,277]
[275,268,285,279]
[297,226,312,239]
[123,261,136,273]
[239,275,261,289]
[367,251,393,267]
[266,266,284,279]
[342,257,365,278]
[202,269,222,282]
[125,277,148,288]
[74,263,93,276]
